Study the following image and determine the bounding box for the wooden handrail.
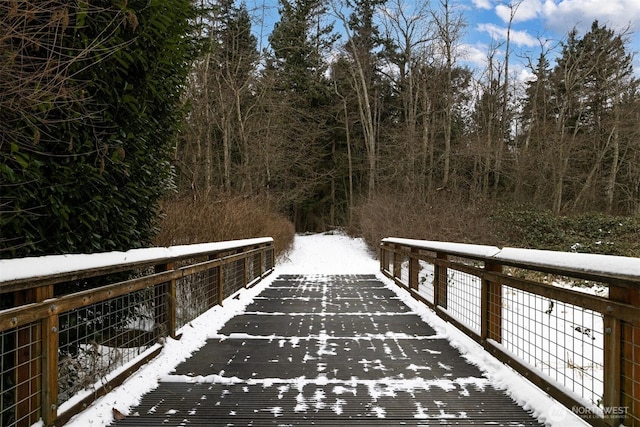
[0,238,275,427]
[380,238,640,427]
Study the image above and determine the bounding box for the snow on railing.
[380,237,639,427]
[0,238,275,427]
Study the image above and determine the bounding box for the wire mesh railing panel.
[499,286,604,408]
[621,322,640,425]
[388,252,400,278]
[400,252,409,284]
[381,248,389,274]
[389,252,399,281]
[444,267,482,334]
[0,323,43,427]
[250,252,261,282]
[57,287,162,405]
[176,267,219,330]
[264,248,274,272]
[222,259,245,300]
[391,251,409,285]
[417,260,435,303]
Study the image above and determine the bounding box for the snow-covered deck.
[108,274,545,426]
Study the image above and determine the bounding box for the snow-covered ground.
[63,232,588,426]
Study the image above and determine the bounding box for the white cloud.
[472,0,493,9]
[496,0,543,23]
[459,42,490,68]
[541,0,640,35]
[478,23,540,47]
[518,67,536,83]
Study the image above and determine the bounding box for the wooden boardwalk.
[113,275,543,426]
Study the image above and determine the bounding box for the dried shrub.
[154,194,295,257]
[352,190,496,250]
[355,192,640,258]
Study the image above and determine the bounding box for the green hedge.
[1,0,200,258]
[492,208,640,257]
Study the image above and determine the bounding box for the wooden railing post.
[481,262,503,343]
[604,285,640,426]
[409,247,419,291]
[433,253,448,309]
[13,285,52,426]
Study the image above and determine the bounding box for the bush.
[154,194,295,258]
[491,208,567,250]
[0,0,200,258]
[352,190,496,250]
[491,208,640,257]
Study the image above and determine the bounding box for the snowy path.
[65,232,587,426]
[110,274,544,426]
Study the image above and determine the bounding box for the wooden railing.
[380,238,639,427]
[0,238,275,427]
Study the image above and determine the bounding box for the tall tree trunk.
[421,92,433,195]
[349,53,376,197]
[222,112,231,192]
[573,128,613,210]
[606,127,620,213]
[344,98,354,227]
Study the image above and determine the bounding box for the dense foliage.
[0,1,198,258]
[492,209,640,257]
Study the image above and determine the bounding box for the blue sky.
[245,0,640,77]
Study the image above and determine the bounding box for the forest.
[1,0,639,259]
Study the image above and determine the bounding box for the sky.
[244,0,640,79]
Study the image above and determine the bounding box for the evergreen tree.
[515,52,556,205]
[551,21,637,212]
[264,0,338,230]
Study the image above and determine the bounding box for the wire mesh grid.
[176,266,219,330]
[392,251,409,285]
[380,248,389,274]
[417,260,435,303]
[0,323,42,427]
[443,259,482,334]
[264,248,274,272]
[57,286,163,405]
[498,285,604,408]
[383,248,398,280]
[222,258,246,300]
[249,252,261,283]
[621,322,639,425]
